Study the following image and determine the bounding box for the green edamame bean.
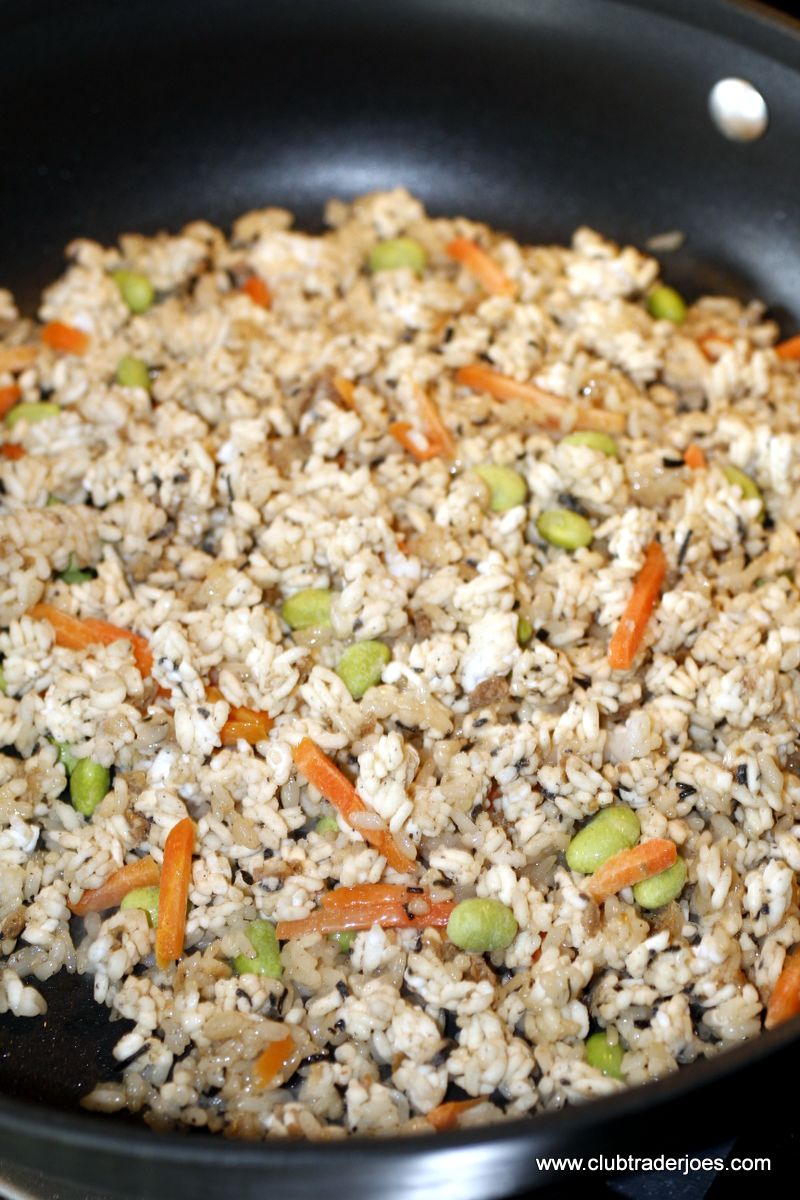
[368,238,427,274]
[561,430,619,458]
[52,740,78,775]
[646,285,686,324]
[536,508,593,550]
[722,465,764,521]
[281,588,332,630]
[517,616,533,646]
[446,897,518,953]
[315,814,339,836]
[566,805,641,875]
[231,919,282,978]
[5,402,60,428]
[69,758,111,817]
[585,1030,624,1079]
[330,930,356,953]
[120,885,160,927]
[113,270,155,314]
[474,464,528,513]
[58,553,96,585]
[115,354,151,391]
[0,663,5,694]
[336,640,391,700]
[633,856,687,910]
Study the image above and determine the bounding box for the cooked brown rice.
[1,188,799,1138]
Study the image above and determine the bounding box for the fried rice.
[0,187,799,1139]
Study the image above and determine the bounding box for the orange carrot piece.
[426,1096,487,1131]
[390,387,454,462]
[455,363,625,435]
[765,947,800,1029]
[0,345,37,373]
[41,321,89,356]
[293,738,415,874]
[775,335,800,362]
[607,541,667,670]
[155,817,195,970]
[332,375,356,407]
[206,686,273,744]
[28,604,154,678]
[0,385,21,418]
[697,333,732,361]
[253,1034,295,1089]
[389,421,443,462]
[219,718,272,745]
[446,237,517,298]
[321,883,417,909]
[81,618,153,677]
[683,443,707,470]
[585,839,677,901]
[241,276,272,309]
[0,444,25,460]
[275,899,454,941]
[70,856,160,917]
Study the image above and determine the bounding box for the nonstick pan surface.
[1,0,800,1195]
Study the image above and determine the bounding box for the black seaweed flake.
[736,763,749,786]
[662,457,684,468]
[557,492,588,517]
[677,529,693,566]
[299,1050,333,1068]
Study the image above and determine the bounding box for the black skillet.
[1,0,800,1194]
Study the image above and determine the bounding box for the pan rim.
[0,1014,797,1159]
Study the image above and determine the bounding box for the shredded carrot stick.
[332,375,356,407]
[389,422,439,461]
[253,1034,296,1089]
[206,685,273,744]
[455,363,625,435]
[0,385,21,418]
[41,321,89,356]
[775,334,800,362]
[28,604,153,678]
[697,333,732,361]
[390,386,454,462]
[321,883,417,909]
[293,738,416,874]
[241,276,272,309]
[607,541,667,670]
[275,899,454,941]
[0,444,25,460]
[683,443,707,470]
[155,817,195,970]
[70,856,160,917]
[426,1096,488,1131]
[765,947,800,1029]
[0,346,37,373]
[585,839,677,901]
[446,237,517,298]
